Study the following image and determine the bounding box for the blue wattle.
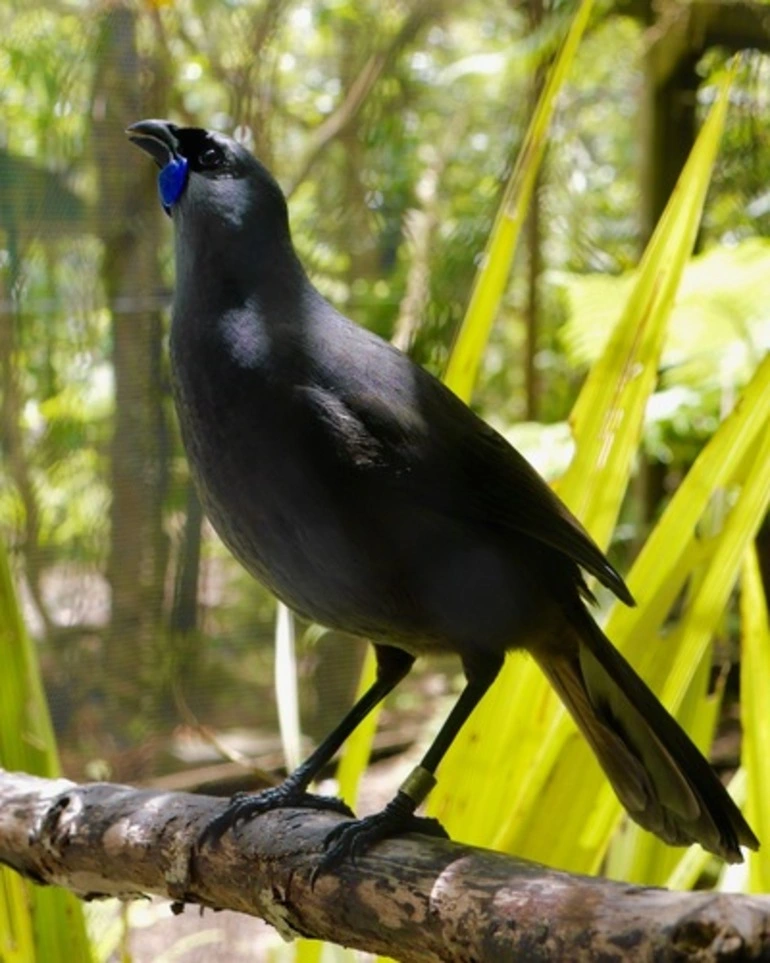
[158,156,189,212]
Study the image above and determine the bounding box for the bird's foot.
[198,780,355,850]
[312,790,448,883]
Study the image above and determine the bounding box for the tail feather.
[533,614,758,863]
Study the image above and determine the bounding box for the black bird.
[127,119,758,867]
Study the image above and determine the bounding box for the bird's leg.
[316,652,504,876]
[198,645,415,848]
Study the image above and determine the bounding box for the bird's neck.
[174,228,310,320]
[171,228,333,377]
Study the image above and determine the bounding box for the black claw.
[197,783,355,852]
[311,793,450,885]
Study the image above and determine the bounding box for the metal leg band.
[398,766,437,806]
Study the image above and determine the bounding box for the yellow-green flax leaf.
[655,419,770,714]
[335,647,379,809]
[275,603,302,773]
[605,352,770,674]
[429,67,738,870]
[0,543,58,776]
[294,940,324,963]
[596,365,770,883]
[443,0,595,402]
[602,403,770,879]
[0,538,94,963]
[500,393,768,872]
[741,544,770,893]
[326,2,604,855]
[557,63,736,544]
[0,870,35,963]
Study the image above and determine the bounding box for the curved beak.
[126,119,180,168]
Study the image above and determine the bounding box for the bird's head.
[126,119,289,242]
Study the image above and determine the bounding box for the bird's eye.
[199,146,224,170]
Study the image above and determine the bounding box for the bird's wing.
[308,343,633,606]
[433,404,634,605]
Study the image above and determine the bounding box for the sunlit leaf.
[605,652,723,884]
[561,238,770,390]
[443,0,595,402]
[497,350,769,874]
[0,538,95,962]
[335,648,378,810]
[430,67,738,875]
[558,64,737,542]
[741,545,770,893]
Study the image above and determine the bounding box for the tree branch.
[286,0,456,197]
[1,769,769,962]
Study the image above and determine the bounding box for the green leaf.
[443,0,595,402]
[557,64,736,543]
[741,545,770,893]
[0,537,95,962]
[561,238,770,391]
[502,351,769,875]
[335,647,378,809]
[605,652,724,884]
[428,66,745,877]
[605,352,770,678]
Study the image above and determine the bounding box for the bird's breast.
[168,314,560,657]
[169,338,416,637]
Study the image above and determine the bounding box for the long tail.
[533,610,758,862]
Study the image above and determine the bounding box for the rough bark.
[1,770,769,963]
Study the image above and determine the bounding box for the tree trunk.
[641,52,698,244]
[639,0,770,242]
[92,4,169,717]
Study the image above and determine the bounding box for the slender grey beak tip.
[126,119,179,168]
